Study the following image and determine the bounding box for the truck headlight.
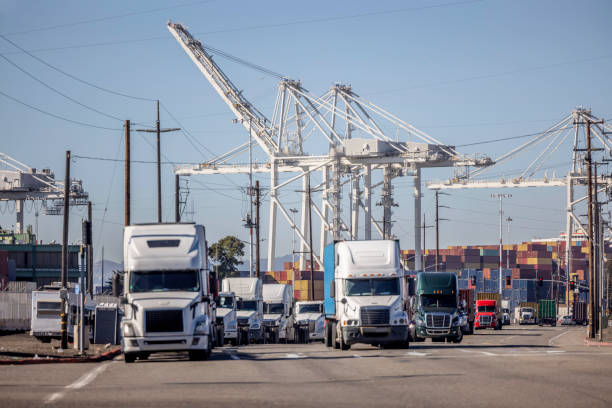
[122,322,136,337]
[194,317,209,335]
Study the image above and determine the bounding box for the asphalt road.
[2,325,611,408]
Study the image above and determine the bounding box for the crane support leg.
[267,160,278,272]
[414,168,422,271]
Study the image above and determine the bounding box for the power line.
[2,0,216,36]
[0,88,121,131]
[72,154,201,165]
[0,33,156,102]
[455,125,574,148]
[1,53,124,122]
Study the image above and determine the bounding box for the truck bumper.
[224,329,237,339]
[122,335,209,354]
[342,325,408,345]
[415,325,461,338]
[309,329,324,340]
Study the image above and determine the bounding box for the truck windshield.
[298,304,323,314]
[420,294,456,308]
[477,306,496,313]
[345,278,400,296]
[238,300,257,311]
[265,303,284,314]
[129,270,200,293]
[219,296,234,308]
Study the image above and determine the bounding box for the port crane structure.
[0,152,88,236]
[167,21,491,271]
[428,108,612,307]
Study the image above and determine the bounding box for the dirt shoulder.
[0,331,116,360]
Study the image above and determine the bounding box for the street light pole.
[492,193,511,295]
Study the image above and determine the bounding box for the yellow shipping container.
[526,258,552,265]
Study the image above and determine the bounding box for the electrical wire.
[2,0,216,36]
[0,33,156,102]
[1,53,124,122]
[455,125,574,148]
[72,154,201,165]
[0,88,121,131]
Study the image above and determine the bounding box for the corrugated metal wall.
[0,292,31,330]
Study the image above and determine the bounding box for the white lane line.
[353,354,362,358]
[546,350,566,354]
[548,330,572,346]
[406,351,429,356]
[286,353,305,359]
[44,362,112,404]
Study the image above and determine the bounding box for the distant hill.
[93,259,122,288]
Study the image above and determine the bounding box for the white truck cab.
[262,284,294,343]
[120,223,215,362]
[295,301,325,341]
[216,292,238,345]
[324,240,410,350]
[222,277,263,344]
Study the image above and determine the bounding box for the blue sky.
[0,0,610,264]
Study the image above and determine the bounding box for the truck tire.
[188,350,206,361]
[452,328,463,343]
[332,322,340,349]
[124,352,136,363]
[339,331,350,351]
[431,337,445,343]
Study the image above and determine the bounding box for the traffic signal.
[471,276,476,286]
[538,277,543,286]
[569,280,575,290]
[505,276,511,286]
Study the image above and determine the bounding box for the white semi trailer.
[120,223,216,362]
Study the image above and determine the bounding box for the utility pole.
[586,119,595,339]
[434,190,449,272]
[125,120,131,227]
[87,201,93,296]
[101,246,104,294]
[290,208,298,298]
[506,217,512,269]
[255,180,261,278]
[175,174,180,222]
[492,193,511,295]
[307,175,315,300]
[60,150,70,350]
[422,214,426,270]
[136,100,180,223]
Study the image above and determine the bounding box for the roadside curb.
[0,347,121,365]
[584,338,612,347]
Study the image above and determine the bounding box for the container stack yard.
[264,261,324,301]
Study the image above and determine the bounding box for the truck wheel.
[124,352,136,363]
[453,328,463,344]
[332,322,340,349]
[325,322,333,348]
[339,331,350,351]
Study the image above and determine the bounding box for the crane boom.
[167,21,278,156]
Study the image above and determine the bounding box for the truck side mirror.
[341,298,347,304]
[330,281,335,299]
[119,296,128,305]
[461,299,467,309]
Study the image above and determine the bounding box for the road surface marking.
[44,362,112,404]
[286,353,305,359]
[406,351,429,356]
[548,330,572,346]
[353,354,362,358]
[546,350,566,353]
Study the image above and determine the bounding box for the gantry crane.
[0,152,88,236]
[167,21,491,271]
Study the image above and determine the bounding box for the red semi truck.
[475,293,502,330]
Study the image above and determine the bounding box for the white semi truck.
[295,301,325,341]
[222,277,263,344]
[120,223,216,362]
[323,240,410,350]
[262,283,294,343]
[216,292,239,345]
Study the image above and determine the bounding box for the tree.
[209,236,245,280]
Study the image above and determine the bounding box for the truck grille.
[263,320,277,326]
[360,307,390,325]
[426,313,450,328]
[145,309,183,333]
[479,315,491,325]
[237,317,249,326]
